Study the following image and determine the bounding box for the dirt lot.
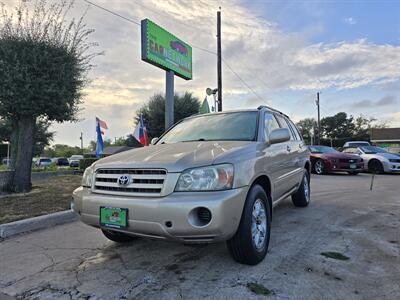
[0,175,81,224]
[0,173,399,299]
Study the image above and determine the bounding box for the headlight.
[175,164,234,191]
[82,166,94,188]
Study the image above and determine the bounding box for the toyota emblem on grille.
[118,175,130,186]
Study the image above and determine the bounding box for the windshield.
[157,112,258,144]
[40,159,51,163]
[309,146,338,153]
[360,146,387,154]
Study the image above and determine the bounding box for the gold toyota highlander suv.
[72,106,311,265]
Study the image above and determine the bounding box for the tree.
[134,92,200,139]
[296,118,315,144]
[0,117,54,156]
[0,0,98,192]
[320,112,355,139]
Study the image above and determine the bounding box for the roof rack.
[257,105,288,118]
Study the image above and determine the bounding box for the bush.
[80,158,97,170]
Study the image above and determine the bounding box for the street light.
[206,88,218,112]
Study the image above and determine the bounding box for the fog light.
[188,207,212,227]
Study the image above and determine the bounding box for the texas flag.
[95,117,108,158]
[133,115,149,146]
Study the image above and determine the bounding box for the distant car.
[309,145,363,175]
[170,40,188,56]
[342,146,400,173]
[343,141,370,148]
[36,157,52,167]
[69,155,83,168]
[53,157,69,166]
[2,158,11,166]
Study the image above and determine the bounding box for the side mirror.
[269,128,291,145]
[150,137,159,145]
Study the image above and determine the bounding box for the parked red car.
[309,145,364,175]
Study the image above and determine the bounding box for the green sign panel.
[141,19,192,80]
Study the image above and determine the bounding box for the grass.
[0,175,81,224]
[246,282,272,296]
[320,251,350,261]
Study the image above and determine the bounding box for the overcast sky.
[4,0,400,146]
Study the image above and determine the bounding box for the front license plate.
[100,207,128,229]
[350,164,357,169]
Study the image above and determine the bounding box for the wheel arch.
[249,175,273,219]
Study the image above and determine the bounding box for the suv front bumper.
[72,186,248,243]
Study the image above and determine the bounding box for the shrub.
[80,158,97,170]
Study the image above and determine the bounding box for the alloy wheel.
[251,199,267,251]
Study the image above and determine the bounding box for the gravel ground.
[0,173,399,299]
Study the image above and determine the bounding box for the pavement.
[0,173,399,299]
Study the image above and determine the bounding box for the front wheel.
[227,184,271,265]
[292,170,311,207]
[368,160,384,174]
[102,229,138,243]
[314,159,325,175]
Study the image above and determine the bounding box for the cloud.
[350,95,397,108]
[8,0,399,145]
[344,17,357,25]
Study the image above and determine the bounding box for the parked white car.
[343,141,370,148]
[342,146,400,173]
[35,157,52,167]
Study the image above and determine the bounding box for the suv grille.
[93,169,167,196]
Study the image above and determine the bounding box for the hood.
[365,152,400,160]
[94,141,254,172]
[311,152,360,160]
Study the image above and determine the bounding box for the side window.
[287,119,302,141]
[264,113,280,142]
[275,114,295,141]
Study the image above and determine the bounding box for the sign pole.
[165,70,174,130]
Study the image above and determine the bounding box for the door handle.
[287,145,291,152]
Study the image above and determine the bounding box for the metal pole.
[80,132,83,154]
[165,70,174,130]
[6,142,10,168]
[316,92,321,145]
[217,9,222,112]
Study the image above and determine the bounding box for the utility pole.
[80,132,83,154]
[316,92,321,145]
[217,8,222,112]
[165,70,174,129]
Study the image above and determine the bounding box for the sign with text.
[141,19,192,80]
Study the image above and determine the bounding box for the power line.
[222,58,265,102]
[83,0,141,25]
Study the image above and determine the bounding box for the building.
[370,128,400,153]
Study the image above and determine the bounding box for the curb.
[0,210,78,239]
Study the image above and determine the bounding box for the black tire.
[314,159,325,175]
[102,229,138,243]
[368,160,384,174]
[292,170,311,207]
[347,171,359,175]
[227,184,271,265]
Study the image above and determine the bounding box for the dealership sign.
[141,19,192,80]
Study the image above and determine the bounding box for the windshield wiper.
[181,138,206,142]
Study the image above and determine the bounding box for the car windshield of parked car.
[309,146,338,153]
[157,112,258,144]
[360,146,387,154]
[40,159,51,163]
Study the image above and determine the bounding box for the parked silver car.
[342,146,400,173]
[72,107,311,265]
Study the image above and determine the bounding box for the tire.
[292,170,311,207]
[314,159,325,175]
[368,160,384,174]
[227,184,271,265]
[102,229,138,243]
[347,171,359,175]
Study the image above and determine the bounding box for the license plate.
[350,164,357,169]
[100,207,128,229]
